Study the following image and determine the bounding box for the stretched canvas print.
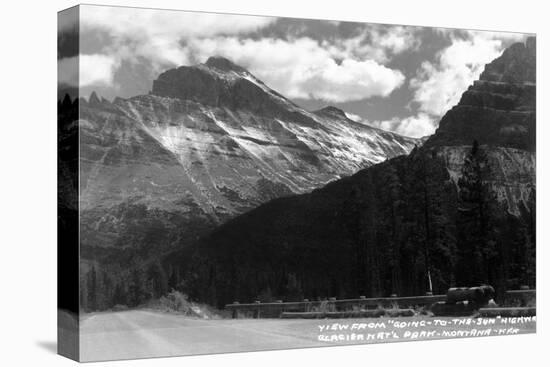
[58,4,536,362]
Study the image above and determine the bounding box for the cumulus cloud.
[79,54,120,87]
[371,113,436,138]
[410,30,525,116]
[324,25,421,64]
[58,54,120,87]
[187,36,404,102]
[299,58,404,101]
[79,5,276,69]
[343,111,435,138]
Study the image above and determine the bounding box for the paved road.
[80,310,326,361]
[79,310,536,362]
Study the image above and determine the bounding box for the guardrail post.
[232,301,239,319]
[390,294,398,309]
[303,299,310,312]
[358,296,366,310]
[253,300,261,319]
[329,297,336,312]
[275,300,283,317]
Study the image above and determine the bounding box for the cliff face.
[194,38,536,307]
[437,145,534,215]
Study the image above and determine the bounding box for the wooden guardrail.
[503,289,536,307]
[225,289,535,319]
[226,295,446,319]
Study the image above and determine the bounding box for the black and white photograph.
[4,1,549,366]
[55,3,538,362]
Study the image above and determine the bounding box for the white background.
[0,0,548,365]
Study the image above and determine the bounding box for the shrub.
[150,290,225,319]
[112,304,128,312]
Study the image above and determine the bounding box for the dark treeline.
[80,259,190,312]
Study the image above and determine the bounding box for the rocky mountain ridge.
[76,56,418,271]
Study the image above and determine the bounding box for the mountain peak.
[88,91,101,105]
[151,58,294,115]
[205,56,248,74]
[314,106,348,119]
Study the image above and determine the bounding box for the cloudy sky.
[58,5,531,138]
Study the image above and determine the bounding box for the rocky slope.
[76,57,418,309]
[193,38,536,307]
